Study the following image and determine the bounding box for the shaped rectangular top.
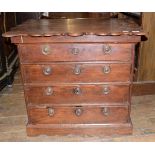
[3,18,145,38]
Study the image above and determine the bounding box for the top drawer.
[18,44,133,63]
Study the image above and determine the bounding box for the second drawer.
[22,63,131,83]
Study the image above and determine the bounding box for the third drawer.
[25,84,130,105]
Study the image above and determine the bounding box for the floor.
[0,71,155,141]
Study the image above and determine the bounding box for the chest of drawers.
[3,18,145,136]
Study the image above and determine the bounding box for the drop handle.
[73,87,82,95]
[75,108,83,116]
[45,87,53,96]
[103,44,111,54]
[42,45,50,55]
[73,65,81,75]
[103,65,111,74]
[102,107,109,116]
[71,48,80,55]
[103,86,110,95]
[47,107,55,117]
[43,66,52,75]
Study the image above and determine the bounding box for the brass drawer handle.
[103,86,110,95]
[45,87,53,96]
[103,65,111,74]
[73,87,82,95]
[71,48,80,55]
[75,108,83,116]
[73,65,81,75]
[42,45,50,55]
[48,107,55,116]
[102,107,109,116]
[103,44,111,54]
[43,66,52,75]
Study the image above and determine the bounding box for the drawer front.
[28,106,129,124]
[25,84,130,105]
[18,44,132,63]
[22,63,131,83]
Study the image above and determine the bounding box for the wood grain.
[28,105,129,124]
[3,18,144,37]
[12,35,141,44]
[132,81,155,96]
[27,123,132,136]
[22,63,131,83]
[3,18,144,136]
[25,84,130,105]
[138,13,155,81]
[18,44,133,63]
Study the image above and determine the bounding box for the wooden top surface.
[3,18,145,37]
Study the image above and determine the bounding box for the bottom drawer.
[28,105,129,124]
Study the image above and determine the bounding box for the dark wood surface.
[137,13,155,81]
[25,84,130,105]
[3,18,145,37]
[3,18,145,136]
[28,105,129,124]
[27,123,132,136]
[12,35,141,44]
[22,63,131,83]
[47,12,111,19]
[132,81,155,96]
[18,44,133,62]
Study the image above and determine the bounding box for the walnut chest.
[3,18,145,136]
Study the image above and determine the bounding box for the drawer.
[28,105,129,124]
[25,84,130,105]
[18,44,132,63]
[22,63,131,83]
